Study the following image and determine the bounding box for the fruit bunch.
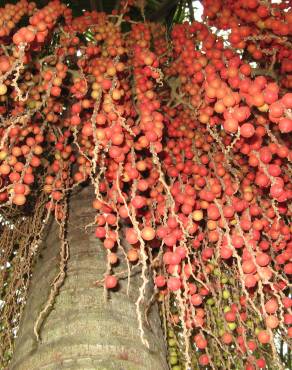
[0,1,291,369]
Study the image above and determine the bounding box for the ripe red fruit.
[265,315,279,329]
[282,93,292,108]
[137,179,148,191]
[259,147,272,164]
[245,363,255,370]
[164,234,177,247]
[96,113,107,125]
[169,252,181,265]
[127,248,139,262]
[222,332,233,344]
[284,263,292,275]
[256,253,270,267]
[284,313,292,325]
[247,340,257,351]
[240,123,255,138]
[257,358,266,369]
[125,228,138,244]
[131,195,146,209]
[263,88,278,104]
[207,204,220,220]
[223,205,234,218]
[71,115,81,126]
[163,252,173,265]
[109,146,122,159]
[191,294,203,306]
[111,133,124,145]
[265,298,278,314]
[225,311,236,322]
[244,274,258,288]
[269,102,283,117]
[51,86,61,97]
[105,275,118,289]
[257,5,269,18]
[270,183,284,199]
[95,227,106,238]
[141,226,155,241]
[82,123,93,136]
[13,183,25,194]
[194,334,207,349]
[103,238,115,249]
[268,164,281,177]
[187,283,197,295]
[12,194,26,205]
[283,297,292,309]
[279,118,292,133]
[257,330,270,344]
[167,216,178,229]
[242,260,256,274]
[176,246,187,259]
[224,118,239,133]
[167,277,181,291]
[202,247,214,260]
[155,275,166,287]
[198,354,209,366]
[220,247,233,259]
[232,235,244,249]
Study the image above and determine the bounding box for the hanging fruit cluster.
[0,0,291,369]
[202,0,292,88]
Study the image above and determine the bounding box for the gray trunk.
[10,186,168,370]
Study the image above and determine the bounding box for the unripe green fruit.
[222,290,230,299]
[172,366,181,370]
[218,328,225,336]
[27,100,36,109]
[221,276,228,284]
[224,306,231,313]
[207,298,215,306]
[255,327,260,335]
[168,330,174,338]
[169,355,178,365]
[247,320,253,328]
[0,83,7,96]
[168,338,176,347]
[228,322,237,331]
[0,151,8,160]
[213,268,220,276]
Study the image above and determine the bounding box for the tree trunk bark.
[10,186,168,370]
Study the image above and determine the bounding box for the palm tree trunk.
[10,186,168,370]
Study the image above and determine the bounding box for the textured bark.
[10,186,168,370]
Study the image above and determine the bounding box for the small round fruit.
[141,226,155,241]
[222,290,230,299]
[257,330,270,344]
[0,83,7,95]
[127,248,139,262]
[105,275,118,289]
[192,210,203,221]
[12,194,26,205]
